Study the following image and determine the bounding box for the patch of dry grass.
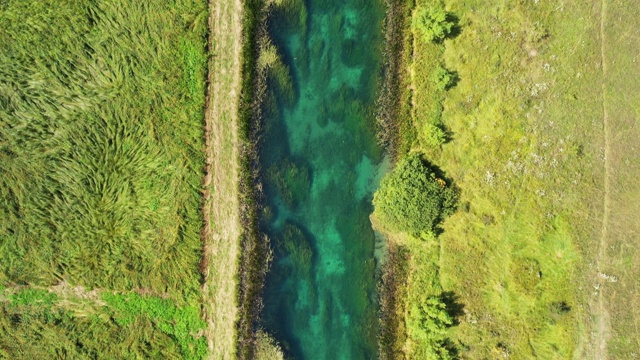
[201,0,244,358]
[591,1,640,357]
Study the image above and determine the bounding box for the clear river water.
[260,0,387,359]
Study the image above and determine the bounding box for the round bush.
[373,153,457,235]
[412,6,455,43]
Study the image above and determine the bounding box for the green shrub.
[423,123,447,147]
[432,66,457,91]
[373,153,457,235]
[407,296,456,359]
[412,6,455,43]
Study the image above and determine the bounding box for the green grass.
[0,0,207,300]
[383,0,626,358]
[0,0,210,357]
[102,292,208,359]
[1,288,206,359]
[7,288,57,307]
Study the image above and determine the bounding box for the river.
[260,0,387,358]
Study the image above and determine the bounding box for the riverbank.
[202,0,281,357]
[201,0,244,356]
[202,0,272,358]
[374,0,415,358]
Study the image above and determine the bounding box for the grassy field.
[0,0,211,358]
[383,0,640,358]
[0,0,207,301]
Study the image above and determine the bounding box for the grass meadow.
[385,0,640,358]
[0,0,211,357]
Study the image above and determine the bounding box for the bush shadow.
[440,291,465,326]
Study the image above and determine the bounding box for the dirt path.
[594,0,612,357]
[201,0,244,358]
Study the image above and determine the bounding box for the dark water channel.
[260,1,387,359]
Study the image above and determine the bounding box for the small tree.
[407,296,457,359]
[432,66,457,91]
[373,153,457,235]
[412,6,455,43]
[424,122,447,147]
[409,297,453,341]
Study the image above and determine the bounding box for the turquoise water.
[260,0,387,359]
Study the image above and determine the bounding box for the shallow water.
[260,0,387,359]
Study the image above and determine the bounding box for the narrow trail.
[595,0,612,357]
[201,0,244,358]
